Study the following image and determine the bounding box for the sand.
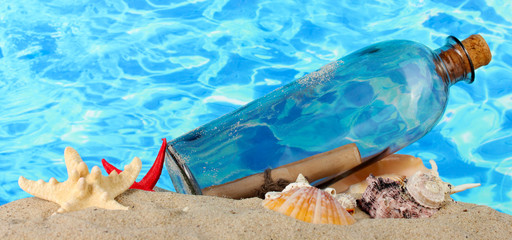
[0,190,511,240]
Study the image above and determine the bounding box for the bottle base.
[164,144,203,195]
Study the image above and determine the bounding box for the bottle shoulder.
[346,40,435,61]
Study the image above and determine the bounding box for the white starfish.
[18,147,141,214]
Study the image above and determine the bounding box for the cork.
[437,34,492,83]
[202,143,362,199]
[461,34,492,69]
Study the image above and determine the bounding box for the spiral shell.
[335,193,357,214]
[262,174,356,225]
[358,160,481,218]
[406,160,480,209]
[406,162,450,208]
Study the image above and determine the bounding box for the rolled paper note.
[202,143,362,199]
[329,154,429,193]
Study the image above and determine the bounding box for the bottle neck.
[434,36,475,86]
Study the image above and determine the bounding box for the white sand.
[1,190,511,239]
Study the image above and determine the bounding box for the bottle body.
[166,39,453,194]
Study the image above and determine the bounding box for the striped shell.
[335,193,357,214]
[262,175,356,225]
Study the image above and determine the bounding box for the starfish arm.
[138,138,166,190]
[57,193,128,213]
[101,156,141,197]
[100,139,167,191]
[57,199,81,213]
[128,183,147,191]
[99,199,129,211]
[89,166,100,179]
[65,147,89,177]
[102,159,123,174]
[19,176,61,203]
[102,160,141,190]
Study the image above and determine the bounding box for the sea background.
[1,0,511,214]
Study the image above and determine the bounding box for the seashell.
[358,160,481,218]
[347,174,406,194]
[262,174,356,225]
[406,160,481,209]
[357,175,437,218]
[330,154,428,194]
[335,193,357,214]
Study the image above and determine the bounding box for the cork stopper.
[437,34,492,84]
[461,34,492,69]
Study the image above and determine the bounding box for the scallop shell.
[262,174,356,225]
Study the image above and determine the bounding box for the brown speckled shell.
[357,175,439,218]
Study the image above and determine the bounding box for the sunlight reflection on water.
[0,0,511,214]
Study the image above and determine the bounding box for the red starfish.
[102,138,167,192]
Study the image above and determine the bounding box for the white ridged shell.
[406,170,451,208]
[335,193,357,212]
[406,160,480,209]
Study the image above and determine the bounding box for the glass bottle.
[165,34,491,195]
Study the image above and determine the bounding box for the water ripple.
[0,0,511,214]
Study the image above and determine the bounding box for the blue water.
[0,0,511,214]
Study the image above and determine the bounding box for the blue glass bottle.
[165,35,491,195]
